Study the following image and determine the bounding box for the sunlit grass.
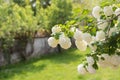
[0,48,120,80]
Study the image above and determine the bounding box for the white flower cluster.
[95,30,105,41]
[74,29,92,51]
[48,37,59,48]
[48,26,72,49]
[78,56,96,74]
[77,5,120,75]
[92,6,113,19]
[59,34,71,49]
[78,54,120,75]
[92,5,120,32]
[74,29,106,51]
[98,54,120,68]
[92,5,120,39]
[51,25,61,34]
[48,4,120,75]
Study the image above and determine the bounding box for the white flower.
[86,56,94,65]
[52,25,61,34]
[74,29,83,41]
[77,64,87,75]
[89,44,97,51]
[48,37,58,48]
[110,54,120,66]
[96,31,105,41]
[115,8,120,21]
[59,35,71,49]
[115,8,120,16]
[98,59,108,68]
[98,54,112,68]
[82,33,92,44]
[118,16,120,21]
[97,20,108,30]
[103,6,113,16]
[90,36,96,43]
[98,54,120,68]
[101,54,111,60]
[92,6,102,19]
[75,40,87,51]
[86,65,96,74]
[70,27,76,32]
[109,27,118,37]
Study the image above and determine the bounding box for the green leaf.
[82,9,90,15]
[100,2,110,8]
[112,6,117,11]
[100,15,106,20]
[92,62,98,70]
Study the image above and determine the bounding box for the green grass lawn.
[0,48,120,80]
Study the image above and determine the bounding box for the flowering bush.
[48,3,120,75]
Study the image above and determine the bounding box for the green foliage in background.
[35,0,73,30]
[0,0,73,63]
[13,0,26,7]
[0,3,37,39]
[40,0,51,8]
[46,0,72,30]
[0,3,38,63]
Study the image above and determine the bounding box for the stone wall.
[0,37,58,66]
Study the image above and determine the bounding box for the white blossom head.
[109,27,118,37]
[98,54,112,68]
[59,34,71,49]
[103,6,113,16]
[77,64,87,75]
[48,37,58,48]
[95,30,105,41]
[74,29,83,41]
[82,33,92,44]
[86,56,95,65]
[110,54,120,66]
[92,6,102,19]
[115,8,120,16]
[115,8,120,21]
[75,40,87,51]
[52,25,61,34]
[86,65,96,74]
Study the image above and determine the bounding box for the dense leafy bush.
[0,3,38,62]
[0,3,38,38]
[40,0,51,8]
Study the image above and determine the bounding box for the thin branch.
[97,14,120,25]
